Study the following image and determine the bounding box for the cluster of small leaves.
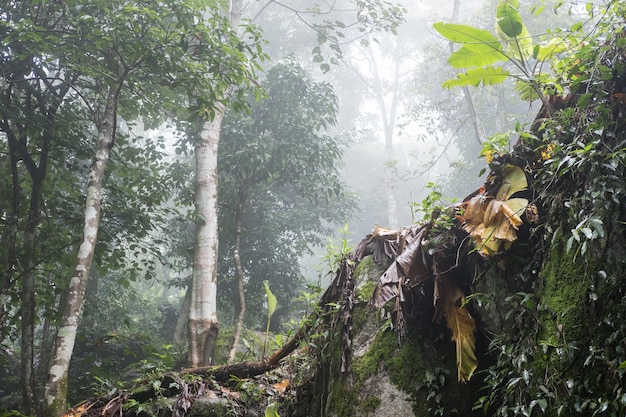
[420,368,456,417]
[308,0,406,72]
[408,182,456,230]
[475,290,564,417]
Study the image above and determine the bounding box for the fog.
[245,0,571,280]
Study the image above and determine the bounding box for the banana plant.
[434,0,568,104]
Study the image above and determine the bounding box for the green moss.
[357,279,376,304]
[539,243,595,346]
[328,379,359,417]
[353,255,377,281]
[388,338,425,392]
[361,395,381,413]
[352,329,398,385]
[351,302,369,335]
[351,327,426,392]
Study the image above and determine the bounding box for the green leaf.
[536,38,567,61]
[448,45,507,68]
[512,25,534,60]
[433,22,502,52]
[496,0,523,37]
[263,280,277,318]
[265,403,280,417]
[443,66,510,88]
[514,79,540,101]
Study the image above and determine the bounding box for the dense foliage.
[0,0,265,412]
[217,60,353,324]
[476,2,626,415]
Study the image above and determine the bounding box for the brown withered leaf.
[61,401,95,417]
[272,378,290,394]
[458,194,491,234]
[525,203,539,224]
[354,225,402,263]
[371,224,431,309]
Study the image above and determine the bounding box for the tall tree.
[0,2,89,411]
[186,0,406,367]
[186,0,267,368]
[217,60,352,362]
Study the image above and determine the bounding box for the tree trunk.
[43,85,118,417]
[21,190,42,415]
[21,137,50,415]
[187,0,243,368]
[228,191,246,364]
[173,280,192,344]
[188,106,224,367]
[3,98,55,415]
[450,0,485,145]
[0,141,20,333]
[370,51,401,227]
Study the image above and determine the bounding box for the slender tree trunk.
[369,48,401,227]
[0,138,20,339]
[174,281,192,344]
[451,0,486,145]
[43,85,118,417]
[22,134,50,415]
[21,187,43,415]
[3,114,53,415]
[228,191,246,364]
[188,106,224,367]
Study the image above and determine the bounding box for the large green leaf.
[536,38,567,61]
[433,22,502,52]
[448,45,507,68]
[504,24,534,60]
[497,0,523,37]
[443,66,510,88]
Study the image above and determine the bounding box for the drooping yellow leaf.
[472,223,502,257]
[439,280,478,382]
[484,200,524,229]
[475,197,527,255]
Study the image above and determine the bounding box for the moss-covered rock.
[539,242,597,346]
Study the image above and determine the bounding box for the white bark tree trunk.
[187,0,243,368]
[43,87,117,417]
[188,106,224,367]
